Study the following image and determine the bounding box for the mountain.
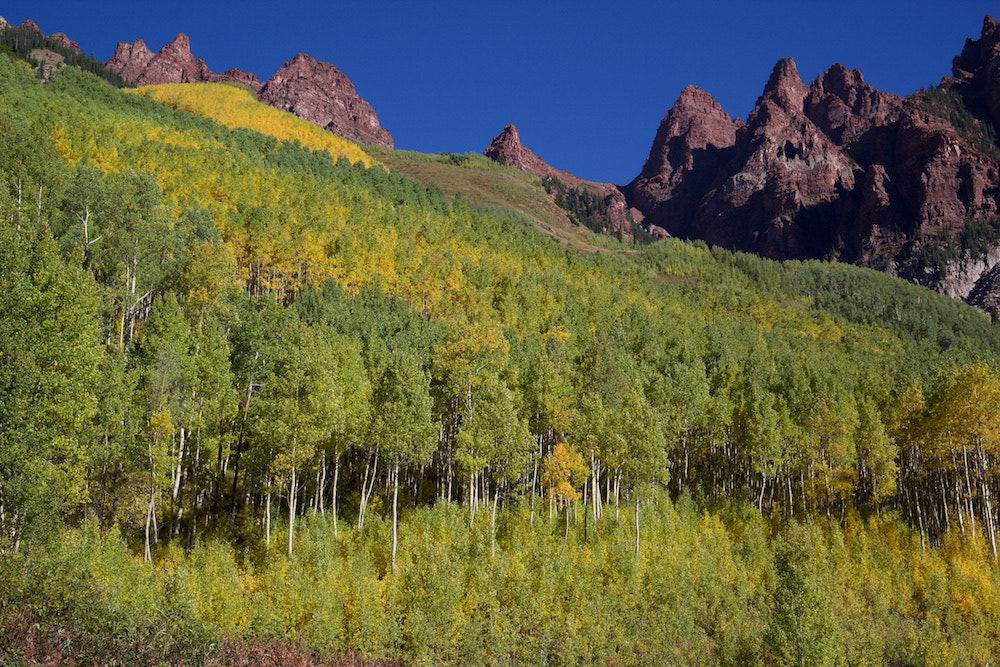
[483,124,646,239]
[258,53,393,149]
[106,34,392,149]
[9,15,1000,667]
[625,16,1000,312]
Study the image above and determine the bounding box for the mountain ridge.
[106,33,393,149]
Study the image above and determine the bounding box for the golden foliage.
[131,83,373,167]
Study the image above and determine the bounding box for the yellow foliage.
[541,442,588,507]
[130,83,373,167]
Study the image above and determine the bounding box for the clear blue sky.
[10,2,999,184]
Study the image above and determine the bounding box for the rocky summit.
[484,124,640,238]
[258,53,393,149]
[106,35,392,150]
[623,16,1000,310]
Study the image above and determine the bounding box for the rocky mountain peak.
[107,39,155,84]
[484,125,639,237]
[135,32,212,85]
[805,63,903,150]
[164,33,191,53]
[623,14,1000,308]
[258,53,393,149]
[494,123,521,146]
[49,32,81,54]
[953,15,1000,79]
[638,86,737,180]
[761,57,809,112]
[484,124,535,170]
[106,37,393,149]
[485,124,561,179]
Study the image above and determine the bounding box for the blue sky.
[10,2,999,184]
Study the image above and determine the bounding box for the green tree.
[0,224,101,551]
[371,349,435,571]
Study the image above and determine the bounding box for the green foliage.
[6,52,1000,665]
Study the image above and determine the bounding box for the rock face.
[49,32,81,54]
[628,86,738,238]
[258,53,393,149]
[625,16,1000,308]
[215,67,261,94]
[484,124,637,237]
[106,38,156,84]
[108,34,212,86]
[107,37,392,149]
[952,15,1000,128]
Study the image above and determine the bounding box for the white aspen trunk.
[758,473,766,515]
[265,489,271,547]
[615,473,621,522]
[964,444,977,540]
[358,452,378,530]
[144,488,155,562]
[288,464,296,557]
[491,485,499,558]
[313,467,321,515]
[956,480,966,538]
[332,453,340,538]
[591,453,599,522]
[635,494,640,557]
[469,471,476,527]
[391,463,400,572]
[172,427,185,502]
[530,437,540,525]
[318,450,327,516]
[358,458,370,530]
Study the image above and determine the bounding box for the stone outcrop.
[215,68,261,93]
[107,38,392,149]
[107,33,213,86]
[258,53,392,149]
[484,124,637,237]
[49,32,81,54]
[952,15,1000,128]
[106,38,155,84]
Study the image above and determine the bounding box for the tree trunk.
[391,462,400,572]
[635,493,640,557]
[491,485,500,558]
[332,452,340,539]
[265,488,271,548]
[288,464,296,557]
[358,452,378,530]
[144,487,155,563]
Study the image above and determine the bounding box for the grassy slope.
[374,149,627,254]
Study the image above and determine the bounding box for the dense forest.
[6,52,1000,665]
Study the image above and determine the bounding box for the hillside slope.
[5,45,1000,666]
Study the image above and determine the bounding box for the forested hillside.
[6,53,1000,665]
